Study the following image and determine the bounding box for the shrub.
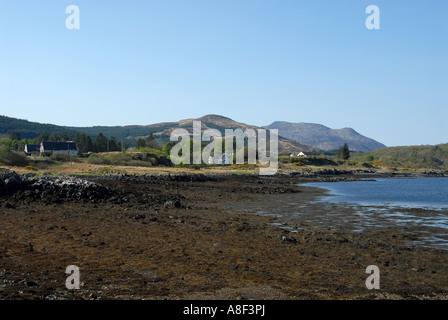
[231,164,256,170]
[362,162,374,168]
[87,154,111,165]
[127,160,152,167]
[34,161,52,170]
[51,153,78,162]
[88,167,126,175]
[87,152,171,167]
[0,147,29,167]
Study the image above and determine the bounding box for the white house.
[207,153,232,165]
[40,141,79,156]
[297,152,307,157]
[24,144,41,153]
[222,153,231,165]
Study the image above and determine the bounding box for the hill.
[264,121,386,152]
[68,114,316,153]
[1,114,315,153]
[353,143,448,169]
[0,115,78,139]
[1,114,385,154]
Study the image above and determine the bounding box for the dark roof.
[24,144,41,152]
[41,141,78,151]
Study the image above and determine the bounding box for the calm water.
[305,177,448,209]
[303,177,448,249]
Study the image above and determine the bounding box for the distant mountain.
[69,114,316,153]
[1,114,384,153]
[264,121,386,152]
[1,114,315,153]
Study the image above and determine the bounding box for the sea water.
[303,177,448,248]
[305,177,448,210]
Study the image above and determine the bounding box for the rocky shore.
[0,170,447,300]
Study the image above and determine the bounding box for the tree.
[95,133,108,152]
[338,143,350,160]
[136,138,147,149]
[74,133,94,153]
[162,142,176,155]
[146,133,159,149]
[108,136,120,152]
[9,132,21,141]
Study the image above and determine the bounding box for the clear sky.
[0,0,447,147]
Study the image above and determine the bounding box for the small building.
[207,153,232,165]
[297,152,307,157]
[222,153,231,165]
[24,144,41,153]
[40,141,79,156]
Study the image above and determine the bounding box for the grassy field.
[2,152,447,177]
[1,157,259,176]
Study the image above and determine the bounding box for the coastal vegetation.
[351,143,448,170]
[1,115,447,173]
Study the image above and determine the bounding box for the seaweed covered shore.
[1,170,447,299]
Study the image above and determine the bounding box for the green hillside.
[2,114,447,170]
[0,115,78,139]
[353,143,448,169]
[63,124,174,141]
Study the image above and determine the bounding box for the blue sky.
[0,0,447,147]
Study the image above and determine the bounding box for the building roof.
[24,144,41,152]
[41,141,78,151]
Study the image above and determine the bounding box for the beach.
[1,171,447,299]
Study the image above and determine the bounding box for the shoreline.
[300,177,448,211]
[1,171,447,299]
[212,181,448,250]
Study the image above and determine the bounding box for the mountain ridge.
[1,114,384,152]
[263,121,386,152]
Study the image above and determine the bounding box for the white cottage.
[207,153,232,165]
[40,141,79,156]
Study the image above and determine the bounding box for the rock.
[282,236,297,243]
[164,200,182,208]
[133,214,146,221]
[26,281,39,287]
[0,171,112,203]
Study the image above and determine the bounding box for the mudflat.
[1,172,447,300]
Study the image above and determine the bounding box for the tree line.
[6,131,166,154]
[6,131,123,153]
[74,133,122,153]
